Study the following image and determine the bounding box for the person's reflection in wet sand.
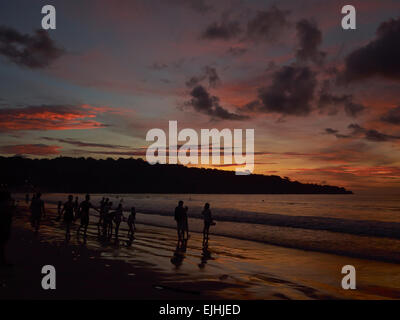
[198,244,213,269]
[170,239,188,269]
[126,236,134,247]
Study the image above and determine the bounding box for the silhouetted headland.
[0,156,352,194]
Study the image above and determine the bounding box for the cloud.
[326,123,400,142]
[295,19,325,64]
[317,81,366,117]
[0,104,108,132]
[0,144,61,156]
[148,62,168,70]
[342,17,400,82]
[41,137,130,149]
[243,65,317,116]
[173,0,212,14]
[246,6,290,42]
[186,85,248,120]
[201,6,289,43]
[0,26,64,69]
[201,20,242,40]
[364,129,400,142]
[381,106,400,125]
[186,66,221,88]
[323,128,351,139]
[227,47,247,56]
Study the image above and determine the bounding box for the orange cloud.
[0,104,108,131]
[0,144,61,156]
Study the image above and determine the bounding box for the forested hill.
[0,156,352,194]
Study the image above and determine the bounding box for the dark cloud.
[317,80,365,117]
[148,62,168,70]
[348,123,365,135]
[227,47,247,56]
[201,6,289,43]
[186,85,248,120]
[328,123,400,142]
[342,17,400,82]
[0,26,64,69]
[325,128,339,135]
[295,19,325,64]
[243,65,317,116]
[246,6,290,42]
[344,101,366,118]
[318,93,365,117]
[186,66,221,88]
[41,137,130,149]
[381,106,400,125]
[173,0,213,14]
[201,20,242,40]
[364,129,400,142]
[324,128,351,139]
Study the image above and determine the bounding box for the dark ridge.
[0,156,352,194]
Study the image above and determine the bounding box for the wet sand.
[2,205,400,300]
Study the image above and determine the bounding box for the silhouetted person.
[61,195,75,240]
[25,193,29,204]
[0,188,15,267]
[127,207,136,238]
[103,201,113,239]
[74,196,79,219]
[98,197,108,233]
[201,203,214,245]
[77,194,99,238]
[174,200,185,241]
[113,203,123,239]
[182,206,189,240]
[30,192,45,233]
[56,201,62,221]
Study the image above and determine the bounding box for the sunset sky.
[0,0,399,192]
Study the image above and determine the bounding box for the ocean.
[22,193,400,264]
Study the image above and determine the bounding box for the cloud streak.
[0,104,108,132]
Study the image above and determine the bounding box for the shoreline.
[2,206,400,300]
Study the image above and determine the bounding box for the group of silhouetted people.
[27,194,215,247]
[27,193,137,241]
[1,190,217,268]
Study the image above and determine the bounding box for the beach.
[2,200,400,300]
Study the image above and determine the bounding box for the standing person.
[102,201,113,239]
[97,198,106,233]
[25,193,29,205]
[201,203,214,245]
[30,192,45,233]
[61,195,75,240]
[0,188,15,267]
[29,193,36,226]
[174,201,185,241]
[113,203,123,239]
[77,194,99,238]
[74,196,79,220]
[127,207,136,238]
[56,201,62,221]
[182,206,189,240]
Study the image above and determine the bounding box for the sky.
[0,0,399,193]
